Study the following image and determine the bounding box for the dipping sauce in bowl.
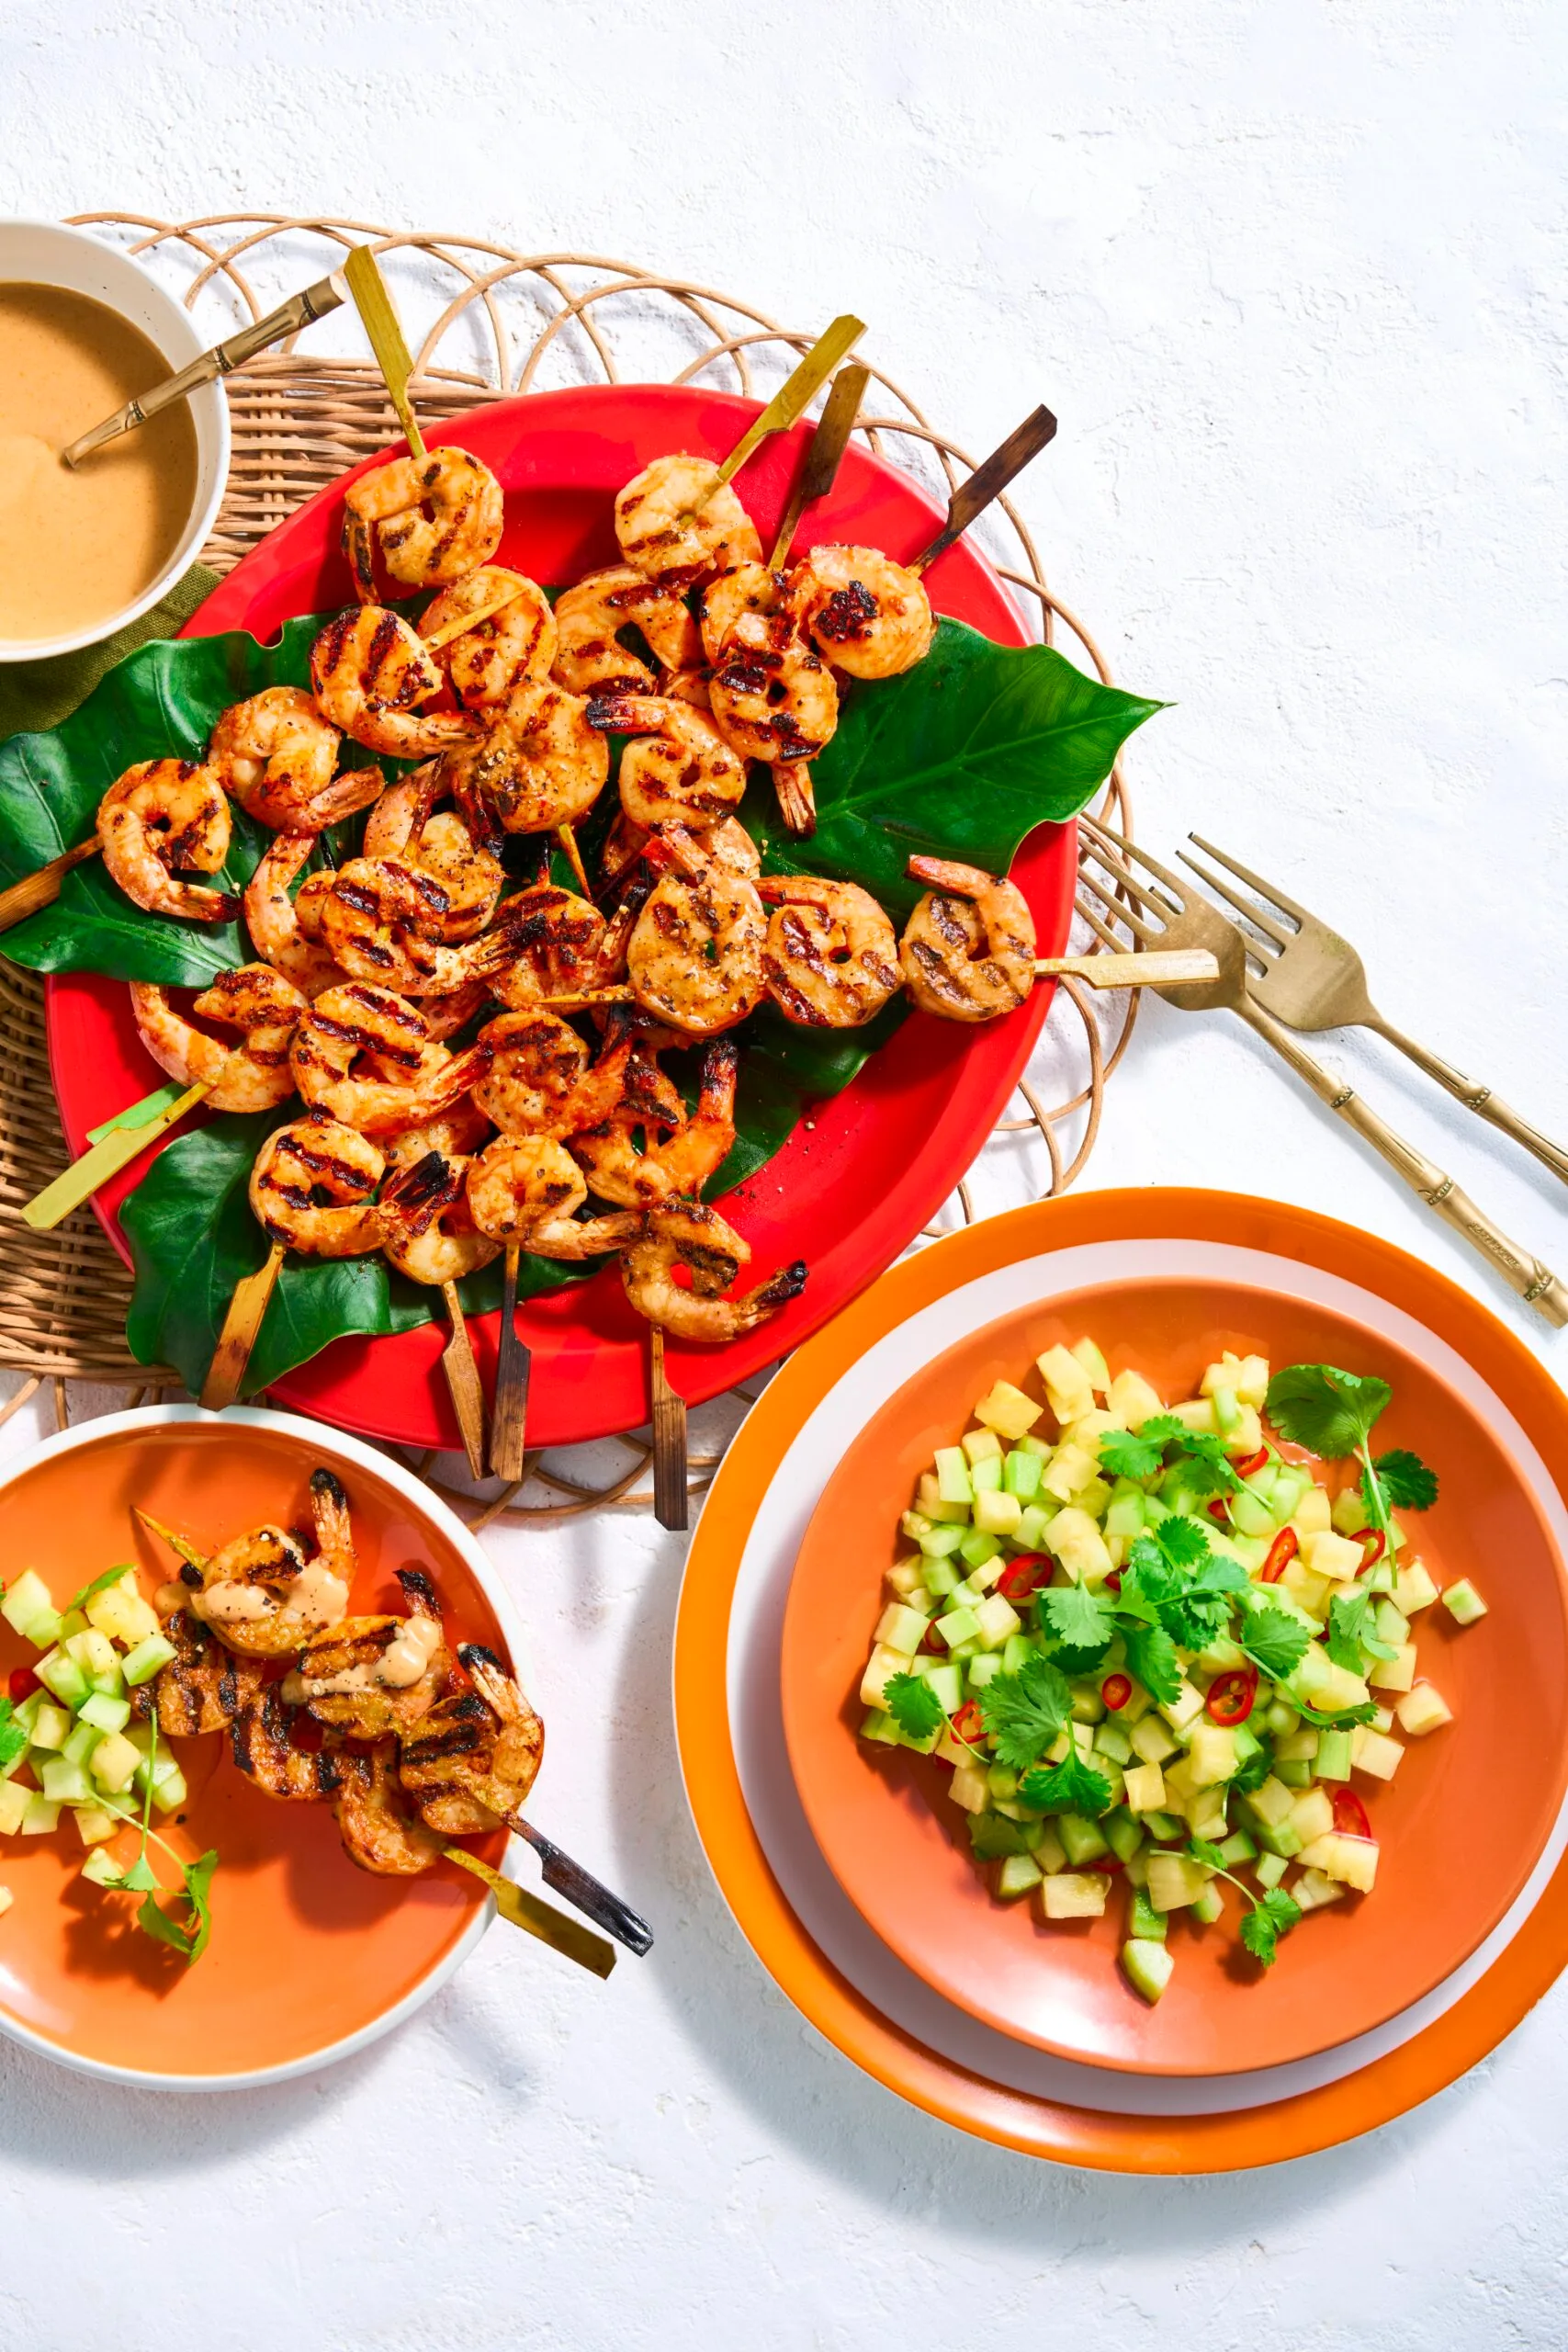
[0,283,199,643]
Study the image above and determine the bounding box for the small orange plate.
[781,1274,1568,2076]
[0,1410,516,2087]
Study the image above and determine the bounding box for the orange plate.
[0,1410,515,2086]
[780,1273,1568,2075]
[675,1192,1568,2167]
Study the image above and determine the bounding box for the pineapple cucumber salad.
[859,1345,1484,2005]
[0,1565,214,1964]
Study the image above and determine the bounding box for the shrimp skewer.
[97,759,238,923]
[376,1149,499,1478]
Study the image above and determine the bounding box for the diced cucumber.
[1274,1758,1312,1788]
[1,1569,62,1650]
[1314,1728,1355,1781]
[918,1523,967,1560]
[64,1628,118,1683]
[1254,1850,1290,1889]
[968,1452,1004,1494]
[933,1447,974,1507]
[1146,1851,1209,1911]
[1216,1829,1257,1868]
[1253,1819,1303,1860]
[1092,1722,1133,1768]
[958,1527,1001,1572]
[1069,1683,1105,1725]
[149,1766,187,1815]
[28,1702,72,1753]
[921,1661,964,1715]
[1127,1888,1168,1941]
[1122,1939,1175,2003]
[90,1732,143,1795]
[1103,1808,1144,1864]
[80,1849,124,1887]
[860,1710,902,1746]
[1228,1489,1275,1539]
[874,1601,929,1657]
[917,1475,970,1524]
[1273,1726,1319,1764]
[921,1560,961,1597]
[1057,1814,1109,1867]
[1014,1503,1055,1551]
[32,1647,91,1712]
[1441,1577,1487,1626]
[1190,1883,1225,1926]
[962,1427,1004,1467]
[964,1652,1003,1690]
[1142,1809,1184,1843]
[39,1757,93,1806]
[997,1853,1043,1899]
[1103,1486,1145,1540]
[1269,1467,1309,1522]
[1209,1384,1240,1437]
[20,1793,61,1835]
[72,1805,118,1848]
[999,1633,1034,1678]
[934,1605,981,1651]
[1373,1600,1410,1648]
[1002,1449,1043,1501]
[60,1719,101,1770]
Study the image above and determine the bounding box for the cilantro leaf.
[1365,1449,1438,1513]
[1238,1608,1310,1681]
[135,1850,218,1966]
[978,1655,1072,1770]
[0,1702,26,1776]
[883,1673,945,1743]
[1325,1591,1397,1673]
[65,1563,137,1615]
[1119,1620,1183,1709]
[1187,1836,1226,1871]
[967,1814,1037,1860]
[1230,1746,1275,1794]
[1151,1515,1213,1571]
[1239,1884,1303,1967]
[1019,1748,1114,1818]
[1293,1697,1378,1730]
[1037,1583,1115,1657]
[1265,1364,1392,1461]
[120,1854,161,1893]
[1166,1432,1243,1498]
[1117,1531,1248,1650]
[1097,1425,1166,1480]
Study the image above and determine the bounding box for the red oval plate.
[46,384,1075,1451]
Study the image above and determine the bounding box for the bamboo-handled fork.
[1075,814,1568,1329]
[1176,832,1568,1192]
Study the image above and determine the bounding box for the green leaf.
[1293,1697,1379,1730]
[1019,1749,1113,1818]
[749,618,1166,917]
[1119,1620,1183,1709]
[1096,1426,1165,1480]
[1036,1583,1114,1657]
[1150,1516,1213,1572]
[966,1813,1037,1860]
[1238,1608,1311,1681]
[1187,1836,1226,1871]
[1365,1449,1438,1513]
[136,1849,218,1965]
[0,1702,26,1775]
[1164,1432,1244,1498]
[65,1564,138,1614]
[120,1854,161,1894]
[1265,1364,1392,1461]
[1240,1884,1303,1967]
[883,1672,944,1743]
[977,1654,1073,1770]
[1230,1746,1275,1794]
[1325,1591,1397,1672]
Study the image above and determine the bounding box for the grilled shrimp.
[344,445,504,599]
[317,856,514,996]
[698,561,785,665]
[286,1567,450,1739]
[444,678,609,835]
[465,1135,596,1247]
[421,566,556,707]
[310,606,480,760]
[384,1097,493,1170]
[362,770,505,942]
[899,855,1037,1023]
[757,876,901,1028]
[399,1642,545,1836]
[135,1609,264,1737]
[130,965,307,1114]
[626,865,766,1036]
[208,688,383,833]
[586,693,747,831]
[243,833,347,995]
[291,983,493,1136]
[331,1736,446,1875]
[490,884,607,1011]
[614,453,762,587]
[708,607,838,764]
[571,1037,738,1206]
[97,759,237,923]
[552,565,704,696]
[249,1113,387,1257]
[470,1014,661,1140]
[789,544,933,678]
[620,1200,807,1342]
[231,1682,344,1802]
[376,1150,502,1285]
[190,1467,355,1660]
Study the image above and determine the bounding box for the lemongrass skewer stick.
[200,1238,286,1410]
[649,1325,688,1532]
[0,839,101,933]
[489,1241,530,1484]
[439,1277,488,1480]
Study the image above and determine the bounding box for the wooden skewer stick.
[693,313,867,511]
[23,1078,210,1230]
[441,1845,616,1978]
[909,403,1058,576]
[134,1508,205,1571]
[649,1325,688,1532]
[534,985,635,1012]
[200,1238,286,1410]
[421,584,520,651]
[555,824,592,899]
[439,1278,488,1480]
[0,838,101,934]
[343,243,426,462]
[1035,949,1220,991]
[767,362,870,569]
[489,1241,530,1485]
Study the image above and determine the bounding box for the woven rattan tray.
[0,216,1140,1521]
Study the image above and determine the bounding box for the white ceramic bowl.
[0,219,230,662]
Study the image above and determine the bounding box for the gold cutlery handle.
[1240,998,1567,1329]
[1370,1015,1568,1191]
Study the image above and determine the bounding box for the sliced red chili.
[1259,1525,1299,1583]
[921,1615,947,1654]
[1360,1528,1387,1568]
[951,1700,986,1747]
[7,1666,39,1702]
[1235,1444,1270,1479]
[1205,1667,1258,1726]
[997,1553,1051,1603]
[1207,1498,1230,1524]
[1086,1853,1124,1872]
[1103,1569,1122,1595]
[1331,1787,1373,1841]
[1100,1672,1133,1713]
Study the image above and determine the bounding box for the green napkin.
[0,560,220,745]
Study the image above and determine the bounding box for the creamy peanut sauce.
[282,1611,442,1703]
[0,283,198,640]
[191,1559,350,1632]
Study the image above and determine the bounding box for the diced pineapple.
[1247,1775,1297,1829]
[1201,1351,1269,1409]
[1041,1871,1109,1920]
[1393,1558,1440,1614]
[1351,1726,1404,1781]
[961,1427,1004,1466]
[1107,1369,1164,1430]
[1130,1714,1179,1766]
[1441,1578,1488,1626]
[1291,1485,1333,1535]
[1331,1486,1372,1537]
[973,1593,1022,1651]
[1035,1824,1067,1875]
[85,1577,159,1649]
[1158,1679,1205,1735]
[1036,1345,1096,1427]
[1146,1851,1210,1911]
[1299,1832,1379,1893]
[1286,1645,1371,1716]
[1122,1938,1175,2003]
[0,1781,30,1837]
[1186,1723,1239,1789]
[1289,1787,1335,1844]
[972,1488,1023,1538]
[20,1794,60,1836]
[1221,1404,1264,1457]
[859,1644,909,1708]
[1371,1703,1394,1733]
[72,1805,118,1847]
[949,1766,991,1814]
[80,1850,123,1889]
[1273,1725,1320,1764]
[972,1381,1043,1442]
[1186,1792,1229,1843]
[1160,1753,1198,1805]
[1292,1867,1347,1914]
[1167,1397,1218,1438]
[1369,1642,1417,1694]
[28,1702,71,1753]
[1042,1506,1112,1587]
[1059,1409,1120,1454]
[1042,1443,1099,1503]
[1278,1560,1333,1619]
[886,1557,925,1597]
[1068,1338,1111,1396]
[1302,1528,1365,1583]
[1122,1761,1167,1814]
[874,1602,929,1657]
[1395,1681,1453,1738]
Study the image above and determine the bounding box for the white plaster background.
[3,3,1568,2345]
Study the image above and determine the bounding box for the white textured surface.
[4,3,1568,2346]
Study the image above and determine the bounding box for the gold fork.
[1175,832,1568,1192]
[1076,814,1567,1329]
